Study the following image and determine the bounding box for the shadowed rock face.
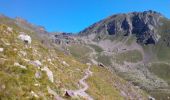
[79,10,163,44]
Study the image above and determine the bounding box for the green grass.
[125,35,137,46]
[87,66,147,100]
[150,90,170,100]
[149,63,170,84]
[0,18,148,99]
[114,50,143,64]
[89,44,103,53]
[68,44,92,63]
[147,18,170,62]
[155,45,170,62]
[87,66,124,100]
[96,54,112,66]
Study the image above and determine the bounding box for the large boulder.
[0,48,4,52]
[18,32,32,44]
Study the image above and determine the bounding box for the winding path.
[66,65,93,100]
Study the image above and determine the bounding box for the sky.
[0,0,170,33]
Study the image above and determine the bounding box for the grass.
[149,63,170,84]
[0,24,86,99]
[0,18,148,99]
[68,44,91,58]
[150,90,170,100]
[87,66,147,100]
[146,18,170,62]
[87,66,124,100]
[68,44,92,63]
[114,50,143,64]
[89,44,103,53]
[96,54,112,66]
[125,35,137,46]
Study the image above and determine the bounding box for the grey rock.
[79,10,163,45]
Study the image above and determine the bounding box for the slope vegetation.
[0,16,147,99]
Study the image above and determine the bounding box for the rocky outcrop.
[42,66,54,83]
[18,32,32,44]
[0,48,4,52]
[79,10,163,44]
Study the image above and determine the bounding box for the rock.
[41,66,54,83]
[13,48,17,51]
[18,33,32,44]
[34,83,40,87]
[20,51,27,56]
[7,27,13,32]
[79,10,163,45]
[31,60,42,68]
[34,60,42,66]
[0,58,6,65]
[148,96,155,100]
[98,63,105,67]
[47,86,64,100]
[65,90,76,97]
[86,63,91,66]
[120,91,127,97]
[14,62,27,69]
[30,91,39,98]
[62,61,70,67]
[35,71,41,79]
[47,58,52,62]
[0,48,4,52]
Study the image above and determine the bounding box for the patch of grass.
[155,45,170,62]
[89,44,103,53]
[87,66,124,100]
[87,66,148,100]
[147,18,170,62]
[96,54,112,66]
[125,35,136,46]
[68,44,92,63]
[150,90,170,100]
[114,50,143,64]
[149,63,170,84]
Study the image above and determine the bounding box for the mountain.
[79,10,164,44]
[1,10,170,99]
[0,15,148,99]
[59,10,170,99]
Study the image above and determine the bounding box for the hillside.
[0,15,148,99]
[52,10,170,99]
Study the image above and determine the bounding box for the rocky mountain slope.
[79,10,163,44]
[55,10,170,99]
[0,15,148,99]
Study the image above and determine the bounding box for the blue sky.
[0,0,170,32]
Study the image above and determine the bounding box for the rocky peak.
[79,10,163,44]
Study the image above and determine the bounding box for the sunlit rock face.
[18,32,32,44]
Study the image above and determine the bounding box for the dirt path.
[66,65,93,100]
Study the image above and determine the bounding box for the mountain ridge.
[79,10,166,45]
[1,10,170,99]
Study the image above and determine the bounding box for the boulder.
[31,60,42,69]
[148,96,155,100]
[98,63,105,67]
[62,61,70,67]
[7,27,13,33]
[35,71,41,79]
[14,62,27,69]
[0,48,4,52]
[42,66,54,83]
[18,33,32,44]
